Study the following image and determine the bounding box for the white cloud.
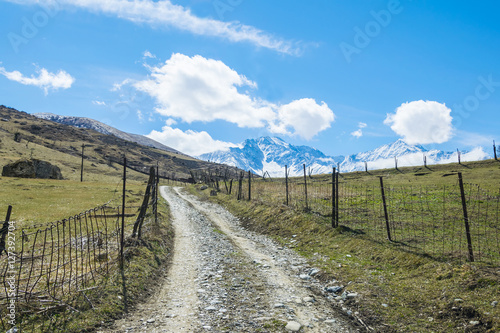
[351,129,363,138]
[9,0,300,55]
[135,54,335,140]
[143,50,156,59]
[93,100,106,106]
[136,109,144,122]
[384,100,453,144]
[350,122,367,138]
[112,78,134,91]
[135,53,273,128]
[147,126,237,156]
[0,65,74,95]
[271,99,334,140]
[165,118,177,126]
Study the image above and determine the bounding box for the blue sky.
[0,0,499,157]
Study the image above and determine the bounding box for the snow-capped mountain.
[198,137,490,177]
[200,137,344,177]
[35,113,182,154]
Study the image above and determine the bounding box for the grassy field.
[0,171,174,332]
[194,160,500,332]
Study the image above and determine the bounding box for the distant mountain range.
[35,113,182,155]
[199,137,490,177]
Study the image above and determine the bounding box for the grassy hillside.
[0,106,187,332]
[0,105,237,182]
[194,160,500,332]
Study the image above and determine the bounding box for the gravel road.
[99,186,361,332]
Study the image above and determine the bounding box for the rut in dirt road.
[100,186,360,332]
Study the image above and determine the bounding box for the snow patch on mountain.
[198,137,490,177]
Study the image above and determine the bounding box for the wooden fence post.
[335,170,339,224]
[365,161,368,173]
[494,140,498,161]
[379,176,392,241]
[133,166,155,239]
[0,205,13,256]
[120,157,126,268]
[248,170,251,201]
[332,167,336,228]
[458,172,474,262]
[120,157,128,313]
[80,144,85,182]
[285,165,289,206]
[237,172,243,200]
[303,164,309,211]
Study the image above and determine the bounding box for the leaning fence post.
[458,172,474,262]
[0,205,13,256]
[494,140,498,161]
[303,164,309,211]
[332,168,336,228]
[379,177,392,241]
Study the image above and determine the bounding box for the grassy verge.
[192,185,499,332]
[0,177,173,332]
[22,197,174,332]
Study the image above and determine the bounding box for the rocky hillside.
[0,105,236,181]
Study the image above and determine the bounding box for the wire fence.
[0,160,186,332]
[1,205,129,310]
[215,170,500,265]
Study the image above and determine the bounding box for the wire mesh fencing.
[215,171,499,265]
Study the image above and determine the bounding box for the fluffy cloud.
[384,100,453,144]
[271,99,334,140]
[134,54,335,140]
[134,53,274,128]
[7,0,299,55]
[350,122,367,138]
[0,65,74,95]
[147,126,237,156]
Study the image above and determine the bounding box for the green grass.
[17,200,173,332]
[192,160,500,332]
[0,174,173,332]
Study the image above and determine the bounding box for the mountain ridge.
[199,136,490,177]
[35,113,183,155]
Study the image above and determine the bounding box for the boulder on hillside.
[2,159,63,179]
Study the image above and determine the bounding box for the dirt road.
[99,186,360,332]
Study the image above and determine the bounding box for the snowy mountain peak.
[198,136,489,177]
